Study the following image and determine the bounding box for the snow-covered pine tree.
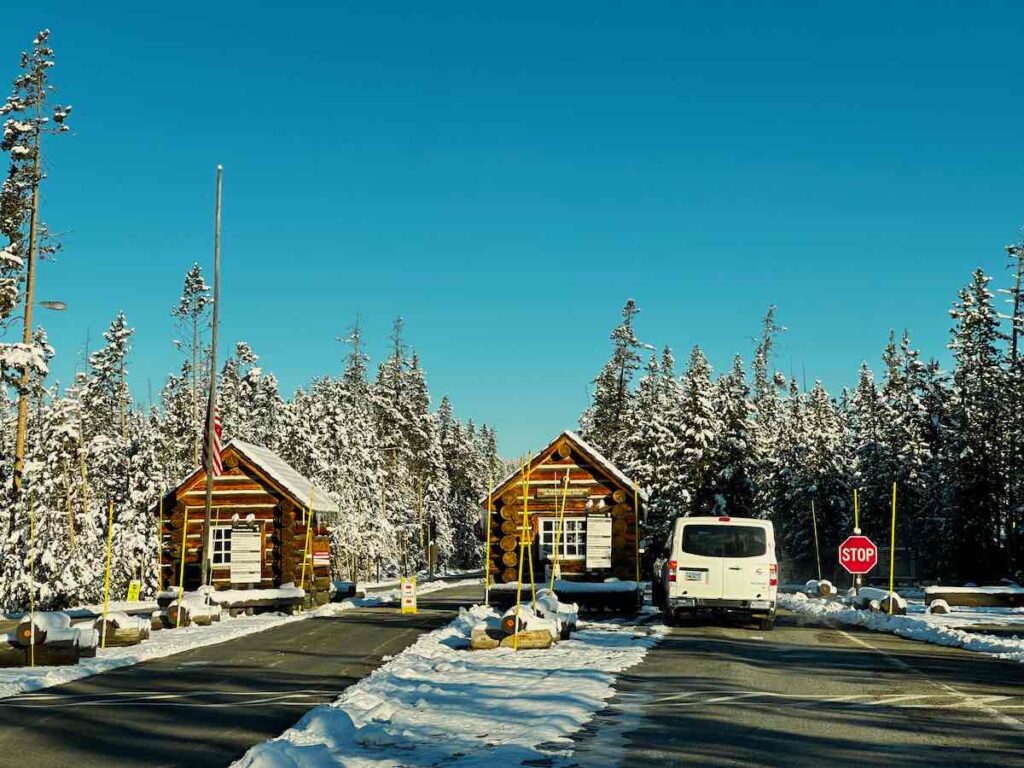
[0,29,71,386]
[947,269,1007,579]
[676,345,720,517]
[580,299,643,460]
[709,355,758,517]
[170,263,210,467]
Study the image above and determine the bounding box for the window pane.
[681,525,766,558]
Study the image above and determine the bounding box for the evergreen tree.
[170,263,210,466]
[581,299,643,460]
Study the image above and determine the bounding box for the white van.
[657,516,778,630]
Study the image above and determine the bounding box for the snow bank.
[781,592,1024,663]
[234,606,662,768]
[0,599,358,700]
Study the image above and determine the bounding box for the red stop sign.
[838,535,878,574]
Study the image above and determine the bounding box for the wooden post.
[633,483,641,587]
[101,501,115,649]
[63,460,76,551]
[12,75,44,497]
[811,500,822,582]
[28,490,35,667]
[888,482,897,614]
[200,165,223,588]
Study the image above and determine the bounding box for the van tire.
[663,611,678,627]
[758,617,775,632]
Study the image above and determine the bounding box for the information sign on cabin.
[230,522,262,584]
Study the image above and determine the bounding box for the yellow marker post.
[299,487,316,610]
[157,488,165,592]
[549,469,571,591]
[853,488,860,532]
[484,473,493,605]
[888,482,897,615]
[28,491,35,668]
[176,506,189,628]
[513,454,531,651]
[101,501,115,649]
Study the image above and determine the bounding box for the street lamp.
[38,300,67,311]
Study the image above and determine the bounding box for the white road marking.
[837,628,1024,731]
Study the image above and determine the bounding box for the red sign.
[838,535,878,574]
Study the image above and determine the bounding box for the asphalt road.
[0,583,483,768]
[567,609,1024,767]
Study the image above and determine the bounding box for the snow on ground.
[234,606,663,768]
[0,579,481,700]
[357,578,482,606]
[781,592,1024,663]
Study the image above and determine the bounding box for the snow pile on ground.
[234,606,663,768]
[781,592,1024,663]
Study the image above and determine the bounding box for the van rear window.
[681,525,767,558]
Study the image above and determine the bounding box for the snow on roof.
[228,439,340,518]
[482,430,649,507]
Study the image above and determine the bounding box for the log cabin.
[481,430,648,607]
[154,440,339,606]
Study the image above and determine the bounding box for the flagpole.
[200,165,223,588]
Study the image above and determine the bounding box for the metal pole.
[888,482,897,614]
[200,165,222,588]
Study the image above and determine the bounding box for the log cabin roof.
[228,439,340,517]
[156,439,340,520]
[481,429,649,509]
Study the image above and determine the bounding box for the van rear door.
[675,523,724,600]
[718,524,770,601]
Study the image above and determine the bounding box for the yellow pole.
[101,500,115,649]
[513,453,531,651]
[157,488,164,592]
[176,506,189,629]
[888,481,897,615]
[28,490,35,667]
[549,469,570,590]
[484,473,493,604]
[300,487,316,607]
[853,488,860,531]
[633,483,641,587]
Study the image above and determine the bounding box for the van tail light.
[718,516,731,522]
[668,560,677,583]
[769,563,778,587]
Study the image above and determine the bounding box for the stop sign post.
[838,534,878,575]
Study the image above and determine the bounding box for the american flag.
[203,401,223,476]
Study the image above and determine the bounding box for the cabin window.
[540,517,587,560]
[211,526,232,565]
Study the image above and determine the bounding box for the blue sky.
[4,2,1023,455]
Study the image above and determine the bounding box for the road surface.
[0,583,482,768]
[567,610,1024,767]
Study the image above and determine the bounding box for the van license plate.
[751,600,770,610]
[684,571,703,581]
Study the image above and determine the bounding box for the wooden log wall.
[484,442,641,584]
[159,451,332,603]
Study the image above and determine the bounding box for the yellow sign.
[126,579,142,602]
[400,577,417,614]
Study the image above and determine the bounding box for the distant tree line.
[581,247,1024,584]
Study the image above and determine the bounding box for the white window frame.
[540,517,587,561]
[210,525,232,566]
